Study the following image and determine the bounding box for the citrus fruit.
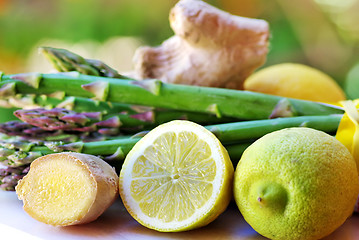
[243,63,346,102]
[233,127,359,240]
[119,120,234,232]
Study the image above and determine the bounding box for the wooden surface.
[1,191,359,240]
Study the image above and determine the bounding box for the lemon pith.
[119,120,233,232]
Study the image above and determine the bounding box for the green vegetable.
[40,46,129,79]
[0,114,342,190]
[0,72,343,120]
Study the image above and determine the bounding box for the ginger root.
[133,0,269,89]
[16,152,118,226]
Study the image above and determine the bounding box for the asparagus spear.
[0,120,114,142]
[0,114,342,168]
[0,72,343,120]
[10,107,236,135]
[0,83,236,130]
[0,165,29,191]
[207,114,342,143]
[0,114,342,191]
[0,86,136,114]
[14,108,121,132]
[39,47,130,79]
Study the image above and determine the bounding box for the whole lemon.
[234,127,359,240]
[243,63,346,102]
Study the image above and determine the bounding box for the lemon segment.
[119,120,233,232]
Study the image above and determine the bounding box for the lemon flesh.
[119,120,233,232]
[234,127,359,240]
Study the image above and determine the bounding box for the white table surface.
[1,191,359,240]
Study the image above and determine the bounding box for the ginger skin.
[133,0,269,89]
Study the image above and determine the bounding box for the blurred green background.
[1,0,359,97]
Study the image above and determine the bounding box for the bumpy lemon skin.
[234,127,359,240]
[243,63,346,102]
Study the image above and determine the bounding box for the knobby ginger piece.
[16,152,118,226]
[133,0,269,89]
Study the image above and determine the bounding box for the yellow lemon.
[243,63,346,102]
[119,120,234,232]
[234,127,359,240]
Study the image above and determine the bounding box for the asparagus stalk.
[0,114,342,191]
[0,114,342,168]
[0,165,29,191]
[39,47,130,79]
[0,120,115,142]
[14,108,121,132]
[0,87,140,114]
[0,90,136,114]
[9,107,236,136]
[207,114,342,143]
[0,83,236,130]
[0,72,344,120]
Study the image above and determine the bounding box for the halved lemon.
[119,120,234,232]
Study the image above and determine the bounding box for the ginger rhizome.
[16,152,119,226]
[133,0,269,89]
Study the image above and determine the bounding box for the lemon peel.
[243,63,346,102]
[336,100,359,172]
[234,127,359,240]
